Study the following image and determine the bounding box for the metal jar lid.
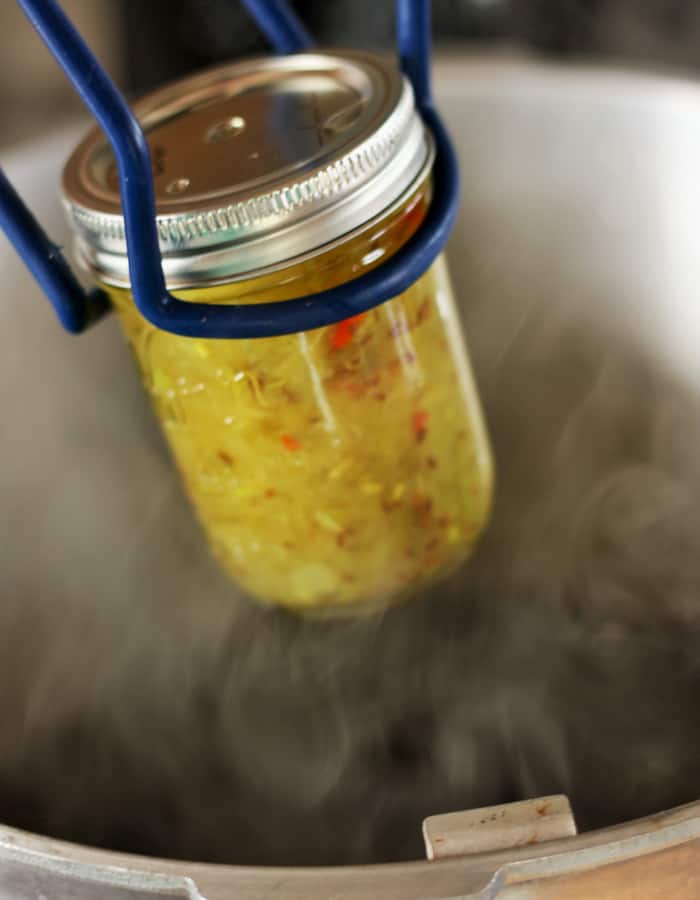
[62,50,433,289]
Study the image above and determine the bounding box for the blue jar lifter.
[0,0,459,339]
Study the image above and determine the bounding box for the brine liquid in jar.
[62,50,493,615]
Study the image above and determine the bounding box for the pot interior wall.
[2,61,700,866]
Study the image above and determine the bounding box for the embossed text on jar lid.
[61,50,432,288]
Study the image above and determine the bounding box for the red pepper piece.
[281,434,301,451]
[412,409,429,443]
[330,313,366,350]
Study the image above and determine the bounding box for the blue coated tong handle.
[0,0,459,338]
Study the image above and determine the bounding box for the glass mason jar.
[62,51,493,615]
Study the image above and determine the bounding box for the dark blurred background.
[119,0,700,93]
[4,0,700,148]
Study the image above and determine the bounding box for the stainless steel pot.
[3,57,700,898]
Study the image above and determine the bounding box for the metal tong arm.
[1,0,458,339]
